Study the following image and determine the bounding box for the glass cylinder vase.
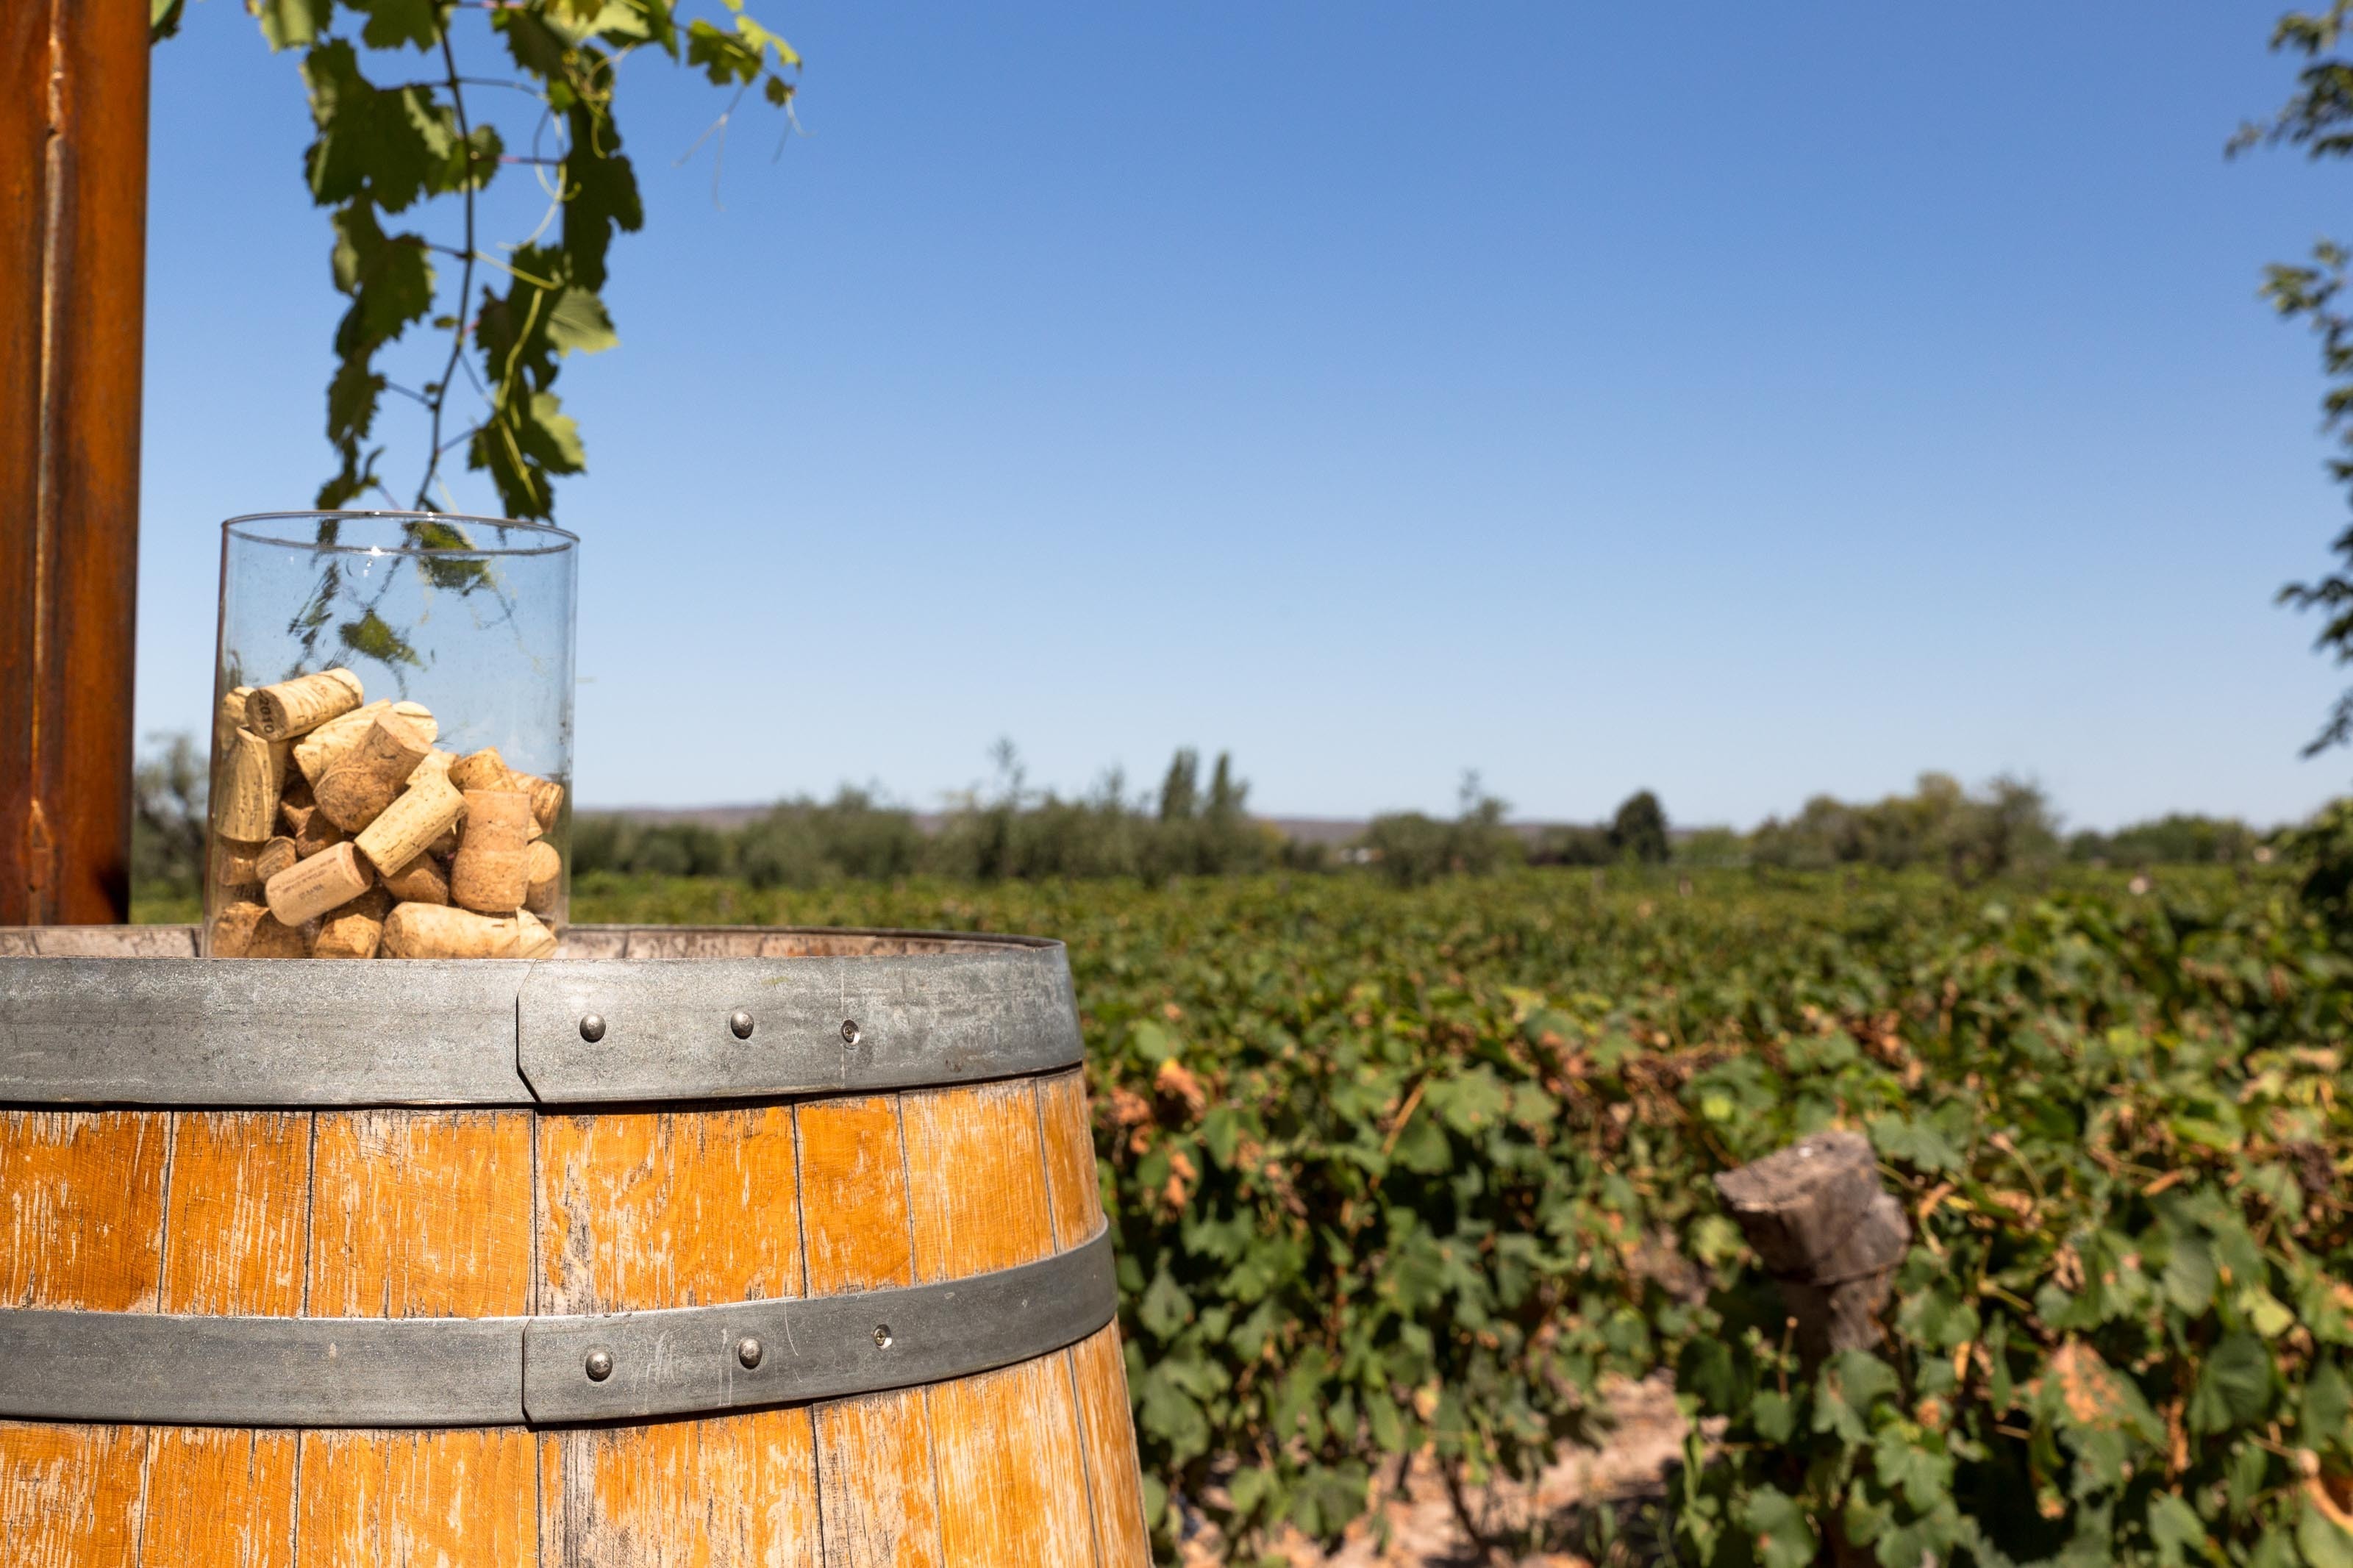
[204,512,578,959]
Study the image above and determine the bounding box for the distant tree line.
[573,745,1309,888]
[1748,773,2060,881]
[126,734,2290,902]
[571,766,2285,889]
[2065,813,2265,867]
[1748,773,2274,881]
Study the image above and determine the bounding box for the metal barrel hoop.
[0,928,1084,1107]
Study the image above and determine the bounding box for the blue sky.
[141,1,2353,828]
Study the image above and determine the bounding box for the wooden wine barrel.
[0,925,1149,1567]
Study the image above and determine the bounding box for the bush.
[131,733,207,898]
[572,815,735,878]
[738,790,926,888]
[1531,823,1615,866]
[2070,812,2265,867]
[1610,789,1671,863]
[1754,772,2061,881]
[1674,826,1749,867]
[1361,780,1523,886]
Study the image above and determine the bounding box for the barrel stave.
[144,1426,297,1567]
[796,1096,918,1294]
[1,1110,169,1312]
[537,1103,804,1314]
[931,1352,1099,1567]
[545,1408,821,1567]
[305,1109,535,1317]
[301,1427,537,1563]
[162,1111,308,1317]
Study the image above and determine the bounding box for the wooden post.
[0,0,149,923]
[1715,1131,1910,1367]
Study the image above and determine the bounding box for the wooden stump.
[1713,1130,1910,1365]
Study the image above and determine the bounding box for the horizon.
[576,778,2306,838]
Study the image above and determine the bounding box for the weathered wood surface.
[1714,1128,1910,1365]
[0,1065,1149,1565]
[0,0,149,927]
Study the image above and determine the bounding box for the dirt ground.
[1174,1374,1690,1568]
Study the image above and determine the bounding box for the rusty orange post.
[0,0,149,923]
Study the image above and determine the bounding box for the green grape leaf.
[467,387,584,520]
[302,41,435,214]
[546,287,619,356]
[685,18,760,85]
[356,0,439,52]
[491,8,574,82]
[2190,1333,2277,1435]
[2302,1503,2353,1568]
[1740,1486,1818,1568]
[254,0,332,51]
[2305,1361,2352,1454]
[338,608,424,670]
[560,102,643,293]
[328,203,434,348]
[2162,1232,2218,1315]
[1139,1267,1192,1339]
[621,0,680,54]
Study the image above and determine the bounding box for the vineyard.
[135,859,2353,1563]
[555,862,2353,1566]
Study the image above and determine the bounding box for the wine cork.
[381,853,451,905]
[265,840,373,926]
[214,728,287,841]
[311,886,393,959]
[354,773,465,878]
[381,902,535,959]
[208,900,268,956]
[214,687,252,759]
[515,773,565,834]
[289,803,346,859]
[512,907,559,959]
[246,667,365,740]
[294,700,386,784]
[247,914,308,959]
[211,837,264,892]
[524,840,562,914]
[451,788,533,913]
[315,713,433,832]
[392,701,438,745]
[292,698,428,782]
[254,836,299,884]
[447,748,516,795]
[410,748,455,785]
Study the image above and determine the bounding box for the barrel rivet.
[840,1020,861,1045]
[579,1013,607,1043]
[872,1323,893,1349]
[729,1010,755,1039]
[585,1349,614,1382]
[737,1336,764,1369]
